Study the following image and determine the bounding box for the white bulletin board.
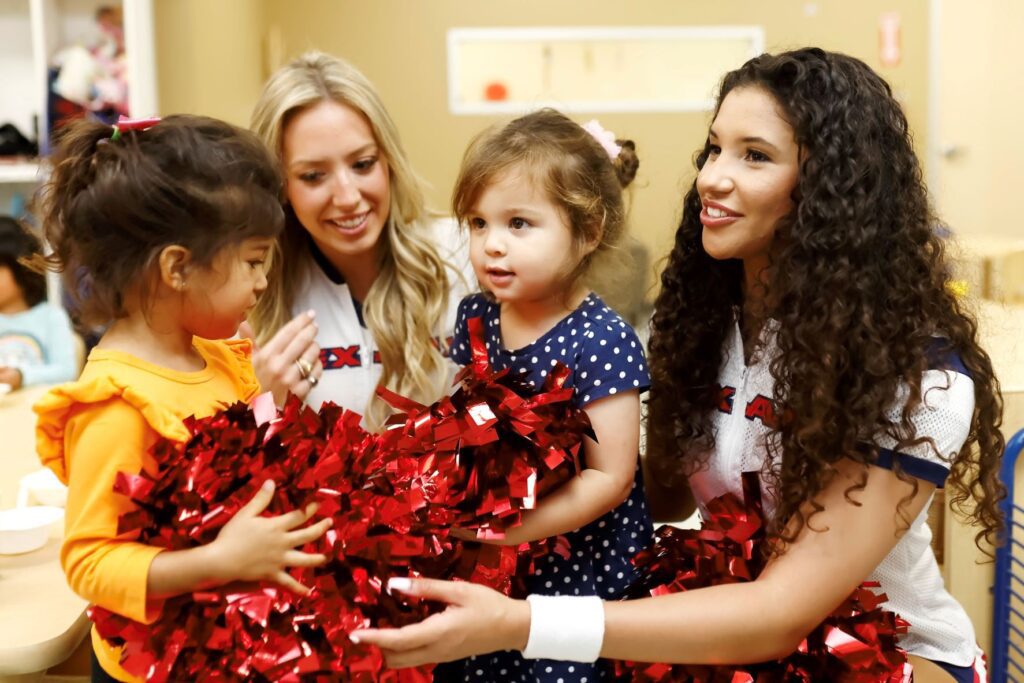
[447,26,765,115]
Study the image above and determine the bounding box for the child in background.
[33,116,332,683]
[0,216,78,389]
[439,109,652,683]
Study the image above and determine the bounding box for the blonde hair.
[453,108,639,294]
[250,51,451,429]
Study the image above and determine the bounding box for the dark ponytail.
[37,115,285,325]
[613,139,639,189]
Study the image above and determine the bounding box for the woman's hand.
[354,460,939,668]
[206,480,333,595]
[240,311,323,405]
[350,578,531,668]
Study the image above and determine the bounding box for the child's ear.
[579,221,603,256]
[157,245,194,292]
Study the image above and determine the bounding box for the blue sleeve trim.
[926,338,970,379]
[872,446,950,488]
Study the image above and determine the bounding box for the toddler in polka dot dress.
[434,109,654,683]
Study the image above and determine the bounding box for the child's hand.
[0,367,23,390]
[209,480,332,595]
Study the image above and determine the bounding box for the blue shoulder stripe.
[873,447,950,488]
[926,338,970,379]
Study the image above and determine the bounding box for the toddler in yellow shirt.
[32,115,332,682]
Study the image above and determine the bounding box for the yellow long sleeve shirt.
[34,338,260,682]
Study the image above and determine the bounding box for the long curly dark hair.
[647,48,1005,552]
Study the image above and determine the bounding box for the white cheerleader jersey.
[294,217,475,415]
[687,320,981,666]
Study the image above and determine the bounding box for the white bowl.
[17,468,68,508]
[0,506,64,554]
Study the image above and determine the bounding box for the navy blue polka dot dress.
[435,292,654,683]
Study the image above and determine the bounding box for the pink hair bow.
[110,115,162,140]
[581,119,622,161]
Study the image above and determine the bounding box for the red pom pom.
[614,472,912,683]
[377,316,587,594]
[93,319,587,679]
[94,396,456,681]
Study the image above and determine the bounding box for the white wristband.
[521,594,606,662]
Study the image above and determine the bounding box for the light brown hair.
[452,108,639,293]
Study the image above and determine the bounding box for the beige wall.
[157,0,929,294]
[154,0,266,126]
[934,0,1024,240]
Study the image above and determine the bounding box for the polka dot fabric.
[450,292,650,410]
[436,293,654,682]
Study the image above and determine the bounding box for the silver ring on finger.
[307,373,319,387]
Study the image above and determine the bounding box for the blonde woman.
[247,51,472,428]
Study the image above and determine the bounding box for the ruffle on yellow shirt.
[33,337,259,484]
[34,377,189,484]
[199,337,260,403]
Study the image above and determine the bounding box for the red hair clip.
[110,116,161,141]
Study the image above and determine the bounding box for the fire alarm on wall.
[879,12,901,67]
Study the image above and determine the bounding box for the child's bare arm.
[147,480,331,599]
[478,390,640,545]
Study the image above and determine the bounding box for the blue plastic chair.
[993,428,1024,682]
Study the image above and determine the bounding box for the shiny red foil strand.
[614,472,912,683]
[378,315,592,544]
[93,318,588,680]
[94,397,448,681]
[375,314,588,577]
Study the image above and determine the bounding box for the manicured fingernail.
[349,633,361,644]
[306,309,316,319]
[262,480,274,491]
[388,577,412,594]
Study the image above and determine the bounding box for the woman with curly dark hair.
[353,48,1003,683]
